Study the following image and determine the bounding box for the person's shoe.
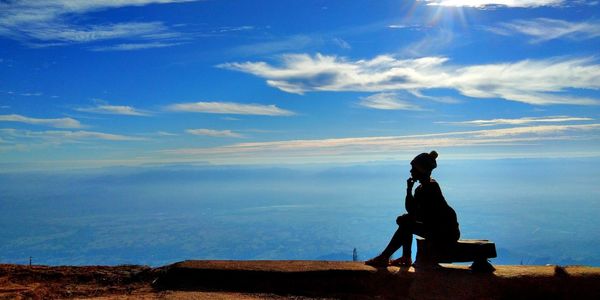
[390,256,412,267]
[364,255,390,267]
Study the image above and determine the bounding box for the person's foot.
[390,256,412,267]
[364,255,390,267]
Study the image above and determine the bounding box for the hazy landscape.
[2,157,598,267]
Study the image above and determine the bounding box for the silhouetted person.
[365,151,459,267]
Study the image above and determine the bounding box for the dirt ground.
[3,262,599,299]
[0,264,331,300]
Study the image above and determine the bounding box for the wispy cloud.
[166,101,295,116]
[408,90,462,104]
[0,114,82,128]
[2,91,43,97]
[160,124,600,163]
[0,0,194,48]
[389,25,410,29]
[0,128,144,143]
[221,53,600,105]
[332,37,351,49]
[186,128,243,138]
[218,26,255,33]
[464,124,600,137]
[359,93,423,110]
[229,35,319,56]
[422,0,564,8]
[20,92,43,97]
[441,116,593,126]
[76,104,150,116]
[156,131,178,136]
[488,18,600,43]
[19,22,173,43]
[91,41,183,51]
[401,29,455,56]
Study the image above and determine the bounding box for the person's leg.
[408,221,427,258]
[366,214,420,267]
[388,216,423,266]
[366,214,414,266]
[381,214,414,258]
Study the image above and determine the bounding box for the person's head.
[410,150,438,181]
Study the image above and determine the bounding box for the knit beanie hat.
[411,151,438,172]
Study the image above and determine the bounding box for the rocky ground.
[0,264,320,300]
[2,262,600,299]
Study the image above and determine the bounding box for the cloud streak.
[0,114,82,128]
[441,116,593,126]
[186,129,243,138]
[76,104,150,116]
[221,53,600,105]
[166,101,295,116]
[0,0,193,48]
[359,93,423,110]
[229,35,319,57]
[91,41,183,51]
[422,0,564,7]
[488,18,600,43]
[0,128,144,143]
[160,123,600,163]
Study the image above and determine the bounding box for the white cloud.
[422,0,564,7]
[22,22,173,43]
[48,130,144,141]
[76,104,150,116]
[218,26,255,33]
[488,18,600,43]
[0,114,82,128]
[222,117,241,121]
[157,131,178,136]
[186,129,243,138]
[0,0,193,47]
[466,123,600,137]
[166,101,295,116]
[2,91,43,97]
[229,35,319,56]
[408,90,462,104]
[160,123,600,163]
[332,37,351,49]
[91,41,183,51]
[359,93,423,110]
[20,92,43,96]
[401,29,455,57]
[0,128,143,142]
[442,116,593,126]
[221,53,600,105]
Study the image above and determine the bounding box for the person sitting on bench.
[365,151,460,267]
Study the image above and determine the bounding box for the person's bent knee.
[396,214,411,226]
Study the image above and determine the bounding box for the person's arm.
[405,178,416,214]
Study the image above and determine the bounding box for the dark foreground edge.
[153,260,600,299]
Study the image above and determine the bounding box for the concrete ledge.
[153,260,600,299]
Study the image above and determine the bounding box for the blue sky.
[1,0,599,169]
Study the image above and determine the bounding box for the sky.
[1,0,600,169]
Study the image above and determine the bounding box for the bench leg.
[470,258,495,273]
[414,245,442,269]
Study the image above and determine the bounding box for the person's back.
[413,179,459,242]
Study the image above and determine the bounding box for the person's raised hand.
[407,177,415,191]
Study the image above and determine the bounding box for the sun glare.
[428,5,471,28]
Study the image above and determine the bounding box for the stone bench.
[415,238,497,272]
